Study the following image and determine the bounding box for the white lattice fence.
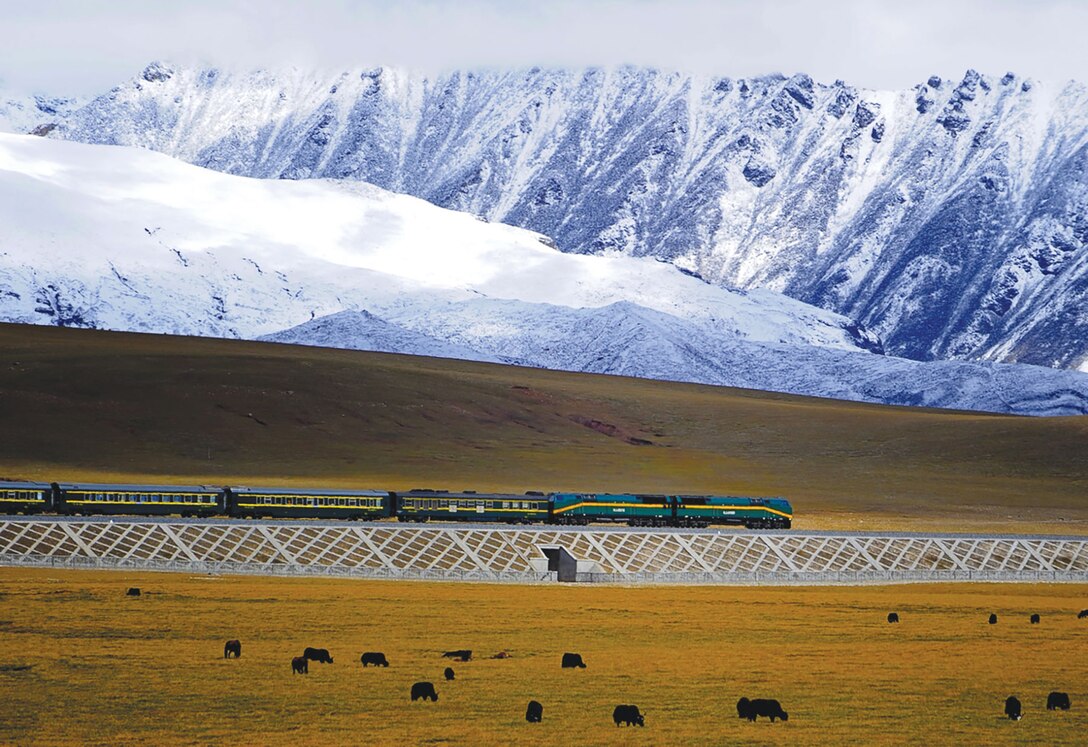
[1,519,1087,584]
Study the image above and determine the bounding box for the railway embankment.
[2,518,1087,585]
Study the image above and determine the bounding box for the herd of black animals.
[888,609,1080,722]
[210,637,758,728]
[185,593,1084,728]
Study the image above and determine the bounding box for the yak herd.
[888,608,1082,722]
[217,642,787,728]
[207,605,1088,731]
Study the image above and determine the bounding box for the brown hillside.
[0,323,1085,532]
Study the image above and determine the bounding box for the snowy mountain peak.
[29,62,1088,372]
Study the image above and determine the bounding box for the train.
[0,481,793,529]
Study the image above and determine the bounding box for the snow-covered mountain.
[0,89,78,136]
[0,131,869,346]
[265,304,1088,415]
[261,310,501,363]
[30,63,1088,372]
[3,131,1086,415]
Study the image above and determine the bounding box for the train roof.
[57,483,222,493]
[228,486,389,497]
[0,480,52,490]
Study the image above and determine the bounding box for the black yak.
[561,652,586,668]
[525,700,543,723]
[411,682,438,702]
[1047,692,1071,711]
[738,698,789,722]
[360,652,389,667]
[612,704,644,726]
[303,647,333,664]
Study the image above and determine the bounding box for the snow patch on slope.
[267,302,1088,416]
[0,132,869,349]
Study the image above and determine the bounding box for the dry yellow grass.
[2,323,1087,534]
[0,567,1085,745]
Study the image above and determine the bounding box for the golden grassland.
[0,568,1084,745]
[1,324,1087,534]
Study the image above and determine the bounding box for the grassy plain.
[1,323,1087,533]
[0,568,1084,745]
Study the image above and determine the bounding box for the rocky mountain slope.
[27,62,1088,371]
[4,132,1087,415]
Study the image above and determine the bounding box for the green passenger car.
[55,483,224,517]
[395,490,549,523]
[225,487,390,520]
[0,481,54,514]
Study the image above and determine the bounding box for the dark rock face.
[743,158,776,187]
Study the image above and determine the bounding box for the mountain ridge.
[21,61,1088,371]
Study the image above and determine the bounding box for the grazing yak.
[1047,692,1071,711]
[411,682,438,702]
[444,667,455,681]
[291,656,308,675]
[1005,696,1022,721]
[1030,613,1041,624]
[989,614,998,625]
[360,652,389,667]
[303,647,333,664]
[442,650,472,662]
[887,612,899,624]
[1079,609,1088,619]
[525,700,543,723]
[561,653,587,669]
[738,698,789,722]
[224,640,241,659]
[612,704,644,727]
[126,588,141,597]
